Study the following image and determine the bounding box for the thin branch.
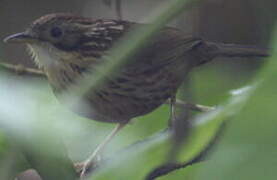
[0,62,45,77]
[166,99,216,112]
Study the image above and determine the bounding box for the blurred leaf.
[193,28,277,180]
[0,145,29,180]
[0,73,77,180]
[0,133,8,156]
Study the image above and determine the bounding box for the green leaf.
[194,27,277,180]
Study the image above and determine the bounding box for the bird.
[4,13,268,177]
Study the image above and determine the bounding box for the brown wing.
[130,26,202,68]
[77,20,202,69]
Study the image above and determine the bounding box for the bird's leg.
[80,123,126,178]
[168,96,177,127]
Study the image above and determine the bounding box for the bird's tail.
[207,42,269,58]
[192,41,269,66]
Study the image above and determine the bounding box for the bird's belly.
[81,69,182,123]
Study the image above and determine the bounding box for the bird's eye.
[50,27,63,38]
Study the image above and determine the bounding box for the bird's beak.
[3,32,37,44]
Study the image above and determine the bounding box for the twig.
[0,62,45,77]
[166,99,216,112]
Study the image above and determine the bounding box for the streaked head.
[3,13,117,68]
[4,13,95,48]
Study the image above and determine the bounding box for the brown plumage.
[4,13,268,176]
[4,13,268,123]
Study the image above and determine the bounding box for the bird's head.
[4,13,124,68]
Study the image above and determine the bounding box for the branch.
[167,99,216,112]
[0,62,45,77]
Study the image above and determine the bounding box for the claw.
[76,156,102,178]
[77,124,126,178]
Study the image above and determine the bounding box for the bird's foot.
[75,156,101,178]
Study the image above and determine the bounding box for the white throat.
[27,44,61,68]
